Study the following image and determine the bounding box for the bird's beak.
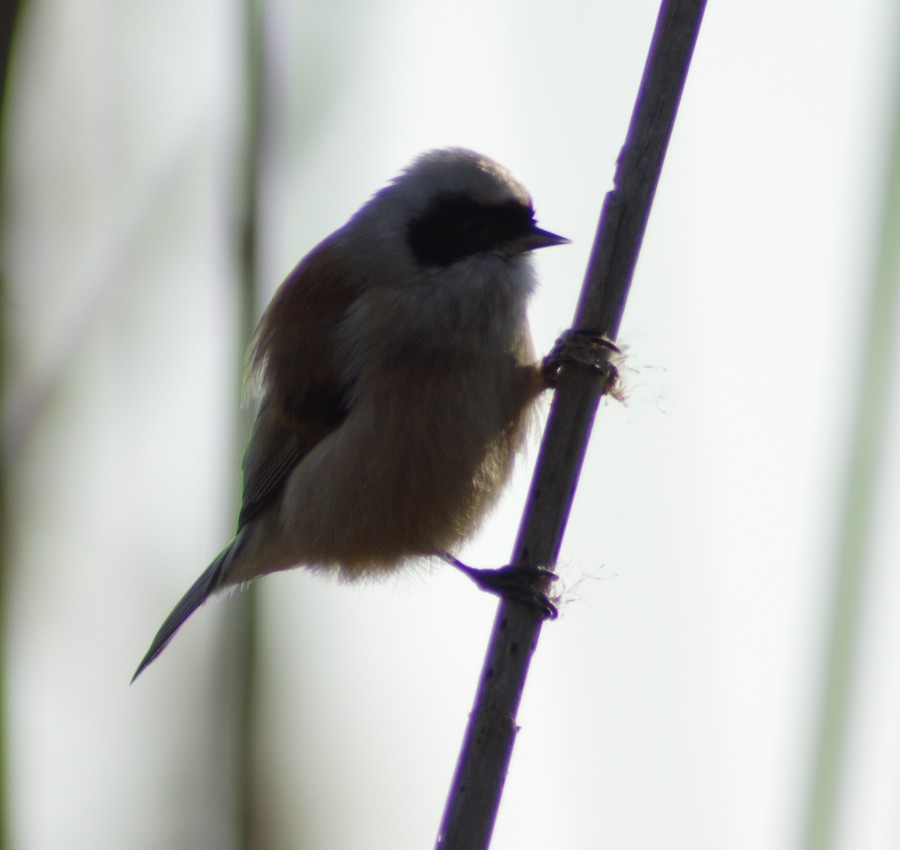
[520,226,570,252]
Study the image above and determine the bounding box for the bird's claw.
[542,328,620,388]
[442,554,558,620]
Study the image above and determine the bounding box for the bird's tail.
[131,541,237,683]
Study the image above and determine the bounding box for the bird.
[132,147,571,681]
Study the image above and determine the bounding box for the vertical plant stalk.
[0,5,24,850]
[227,0,265,847]
[802,21,900,850]
[435,1,707,848]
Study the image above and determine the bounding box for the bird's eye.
[407,194,535,266]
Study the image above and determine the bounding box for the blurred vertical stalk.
[0,4,24,850]
[227,0,265,846]
[803,24,900,850]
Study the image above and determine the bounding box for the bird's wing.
[237,391,346,528]
[237,240,361,530]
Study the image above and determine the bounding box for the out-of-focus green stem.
[803,27,900,850]
[0,4,25,850]
[229,0,264,847]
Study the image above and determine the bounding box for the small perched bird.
[133,148,571,681]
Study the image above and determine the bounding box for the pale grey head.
[350,148,568,269]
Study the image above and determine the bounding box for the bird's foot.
[542,328,620,389]
[441,553,558,620]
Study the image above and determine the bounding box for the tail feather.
[131,545,232,683]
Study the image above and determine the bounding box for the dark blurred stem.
[435,1,706,847]
[0,4,24,850]
[229,0,264,847]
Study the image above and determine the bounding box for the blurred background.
[3,0,900,848]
